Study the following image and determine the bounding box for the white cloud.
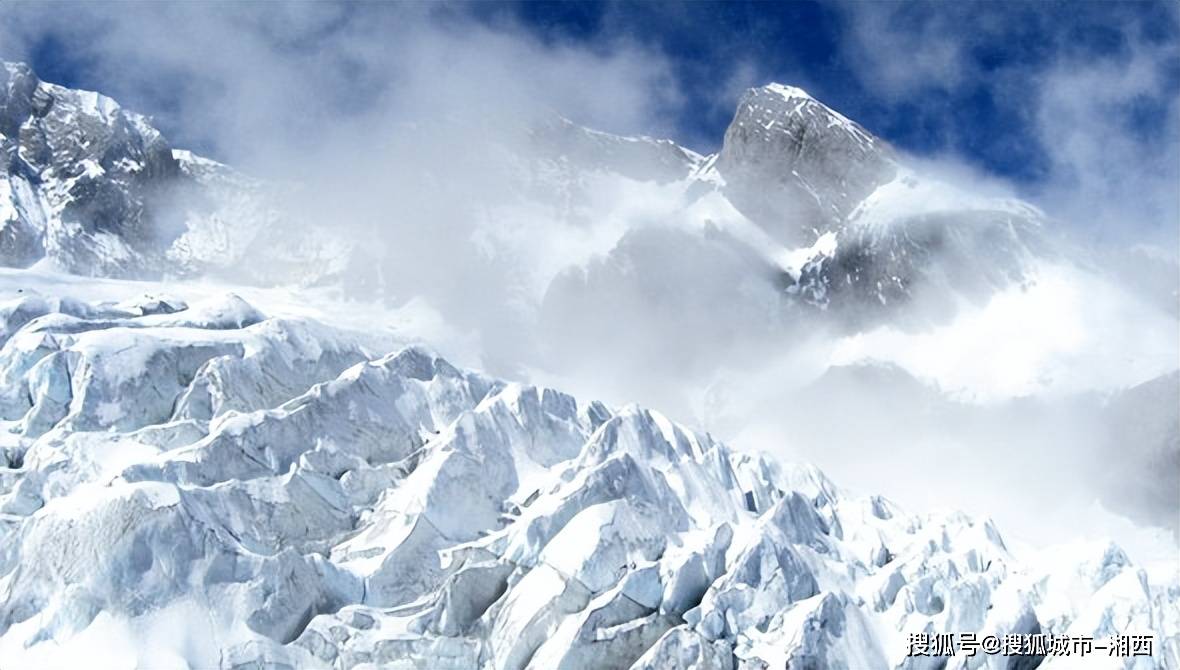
[837,1,1180,250]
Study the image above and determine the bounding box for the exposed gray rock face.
[0,62,185,276]
[789,208,1046,324]
[714,84,897,245]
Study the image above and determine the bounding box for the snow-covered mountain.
[712,83,900,242]
[0,62,186,276]
[0,61,1176,669]
[0,288,1174,668]
[0,61,1049,320]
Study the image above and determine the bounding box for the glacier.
[0,287,1174,669]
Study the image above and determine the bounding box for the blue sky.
[474,1,1179,186]
[2,1,1178,244]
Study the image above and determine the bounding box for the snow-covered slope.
[0,287,1174,669]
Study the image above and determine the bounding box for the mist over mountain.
[0,33,1175,670]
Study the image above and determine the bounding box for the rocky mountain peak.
[0,61,184,276]
[714,83,898,244]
